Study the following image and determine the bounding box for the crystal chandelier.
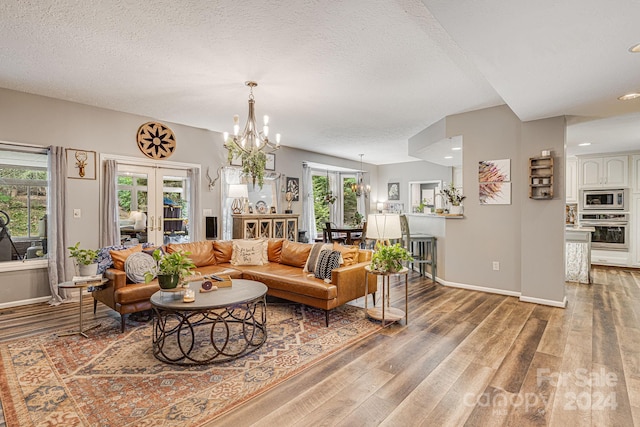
[351,154,371,197]
[223,81,281,155]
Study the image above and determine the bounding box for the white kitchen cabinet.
[566,157,578,203]
[632,155,640,193]
[578,155,628,188]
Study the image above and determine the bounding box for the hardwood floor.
[0,266,638,426]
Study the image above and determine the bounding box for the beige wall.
[430,105,566,305]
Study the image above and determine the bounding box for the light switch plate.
[203,209,213,216]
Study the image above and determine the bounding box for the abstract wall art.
[479,159,511,205]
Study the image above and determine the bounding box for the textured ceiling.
[1,0,639,164]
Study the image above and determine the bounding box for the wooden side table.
[58,279,106,338]
[364,266,409,327]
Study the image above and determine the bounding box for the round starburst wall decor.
[136,122,176,159]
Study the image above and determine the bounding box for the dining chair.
[325,222,347,244]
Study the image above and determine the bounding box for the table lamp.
[228,184,248,214]
[366,214,402,247]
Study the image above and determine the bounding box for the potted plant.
[352,211,364,227]
[440,183,466,215]
[68,242,99,276]
[144,249,196,289]
[370,243,413,273]
[227,144,267,189]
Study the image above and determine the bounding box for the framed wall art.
[66,149,96,180]
[286,177,300,201]
[265,153,276,171]
[388,182,400,200]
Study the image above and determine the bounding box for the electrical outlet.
[73,209,81,218]
[493,261,500,271]
[203,209,213,216]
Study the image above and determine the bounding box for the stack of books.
[71,274,104,286]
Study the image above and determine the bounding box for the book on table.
[72,274,104,285]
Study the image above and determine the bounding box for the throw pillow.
[110,244,143,270]
[124,252,157,283]
[231,239,268,266]
[314,249,342,280]
[303,242,334,273]
[280,240,312,268]
[332,242,359,266]
[213,240,234,264]
[97,242,153,274]
[267,239,285,263]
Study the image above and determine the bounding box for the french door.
[116,165,191,246]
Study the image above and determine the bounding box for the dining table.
[323,226,364,245]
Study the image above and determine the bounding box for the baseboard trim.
[439,279,522,298]
[519,295,567,308]
[0,296,51,310]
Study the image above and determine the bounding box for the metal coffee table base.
[152,296,267,365]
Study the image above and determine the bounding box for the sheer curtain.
[221,167,243,239]
[302,163,317,241]
[47,146,71,305]
[101,159,119,246]
[187,167,202,241]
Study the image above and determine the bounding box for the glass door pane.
[117,168,153,245]
[160,171,190,244]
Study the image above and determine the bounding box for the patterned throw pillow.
[97,242,153,274]
[314,249,341,281]
[124,252,157,283]
[303,243,333,273]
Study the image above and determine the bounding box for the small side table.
[58,279,106,338]
[364,266,409,327]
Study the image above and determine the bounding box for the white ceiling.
[1,0,639,165]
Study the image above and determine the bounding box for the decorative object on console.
[285,191,294,214]
[136,122,176,159]
[223,81,281,188]
[351,154,371,197]
[479,158,512,205]
[228,184,249,214]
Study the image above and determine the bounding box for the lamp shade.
[366,214,402,240]
[228,184,248,199]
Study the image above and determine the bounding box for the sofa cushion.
[267,239,284,263]
[166,241,216,267]
[314,250,342,280]
[280,240,312,268]
[213,240,234,264]
[333,243,359,266]
[110,244,143,271]
[231,239,268,266]
[124,252,156,283]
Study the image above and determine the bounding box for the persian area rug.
[0,303,379,427]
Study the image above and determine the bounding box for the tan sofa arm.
[330,261,373,304]
[105,268,128,290]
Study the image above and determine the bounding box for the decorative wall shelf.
[529,156,554,200]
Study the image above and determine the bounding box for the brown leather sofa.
[92,239,374,332]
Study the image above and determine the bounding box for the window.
[311,170,363,232]
[0,145,48,262]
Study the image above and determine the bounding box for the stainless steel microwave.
[581,188,627,210]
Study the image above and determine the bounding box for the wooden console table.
[232,214,299,241]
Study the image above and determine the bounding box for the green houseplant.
[370,243,413,273]
[145,249,196,289]
[227,143,267,189]
[68,242,99,276]
[440,183,466,214]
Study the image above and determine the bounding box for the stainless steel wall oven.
[579,212,629,251]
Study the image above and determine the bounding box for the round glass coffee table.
[150,279,267,365]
